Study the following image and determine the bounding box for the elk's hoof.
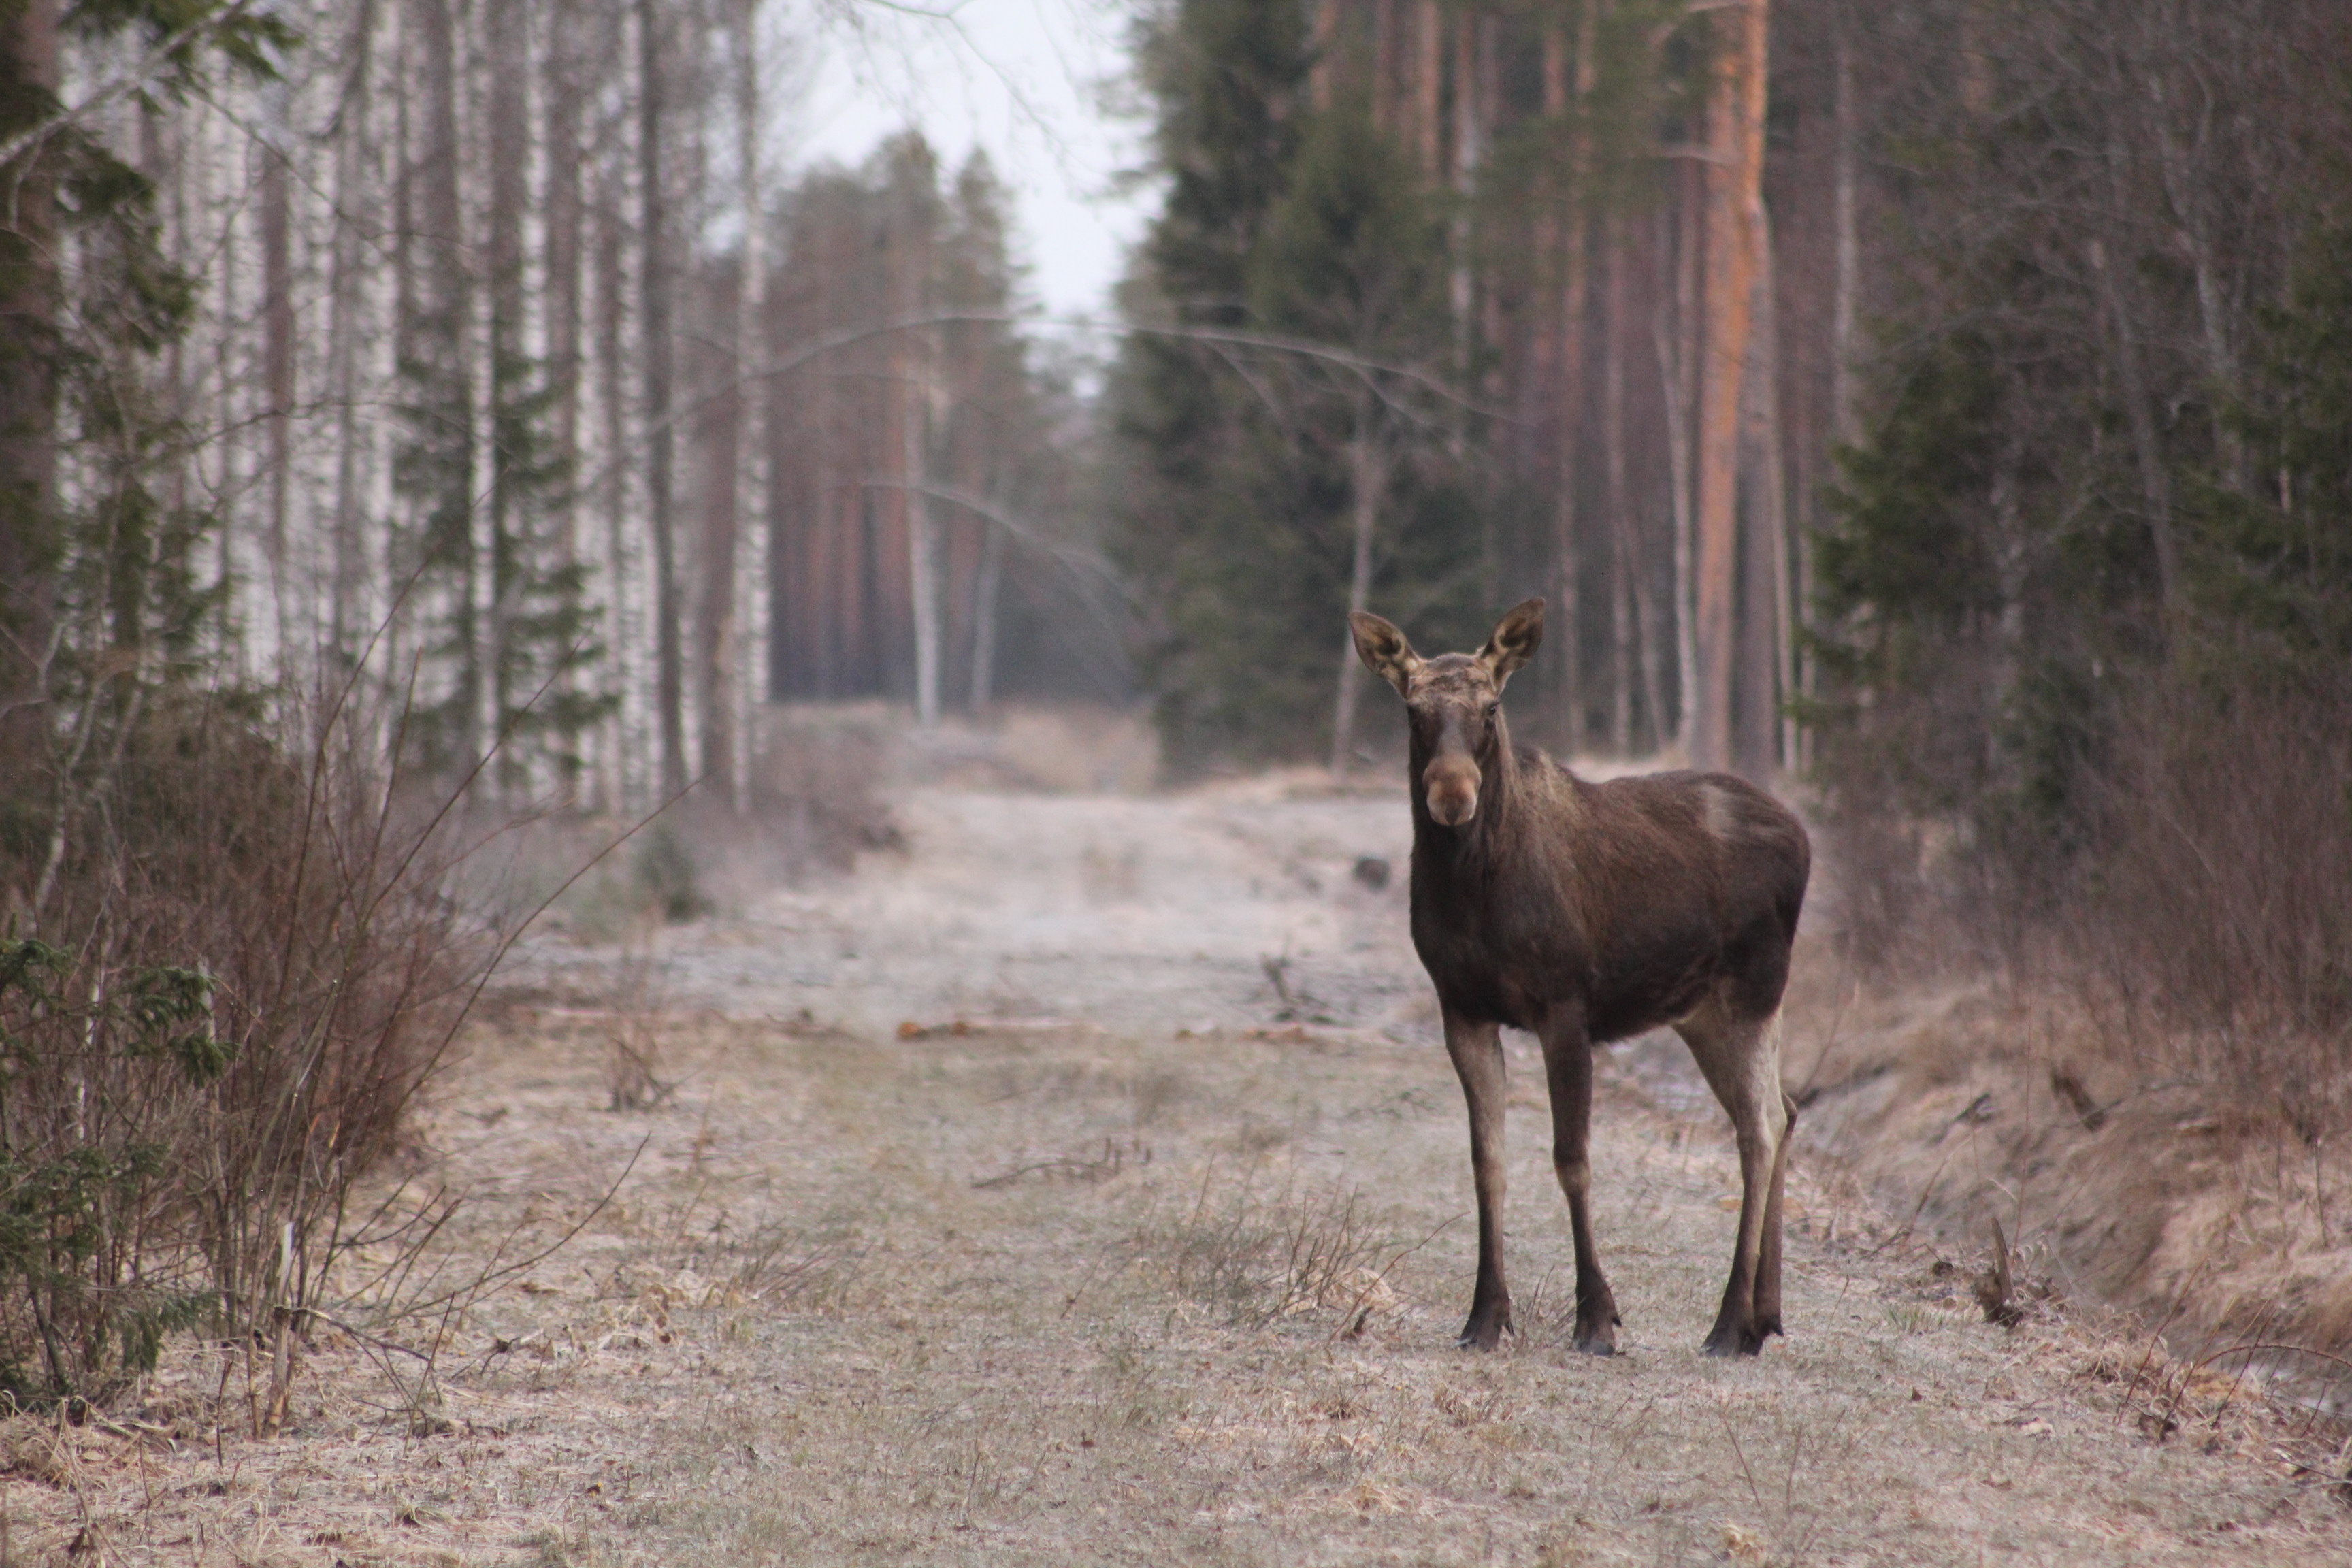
[1701,1326,1765,1358]
[1456,1307,1511,1351]
[1573,1307,1620,1356]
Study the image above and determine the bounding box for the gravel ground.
[520,775,1434,1039]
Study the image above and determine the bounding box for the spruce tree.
[1109,1,1480,766]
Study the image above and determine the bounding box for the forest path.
[14,781,2345,1565]
[491,779,2349,1565]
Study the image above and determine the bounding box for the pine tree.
[765,139,1094,709]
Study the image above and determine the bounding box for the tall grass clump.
[0,695,488,1409]
[1158,1162,1392,1326]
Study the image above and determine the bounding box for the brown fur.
[1351,599,1810,1356]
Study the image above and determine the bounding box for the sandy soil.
[7,775,2349,1565]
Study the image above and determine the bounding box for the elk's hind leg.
[1443,1005,1513,1350]
[1541,1017,1620,1354]
[1754,1087,1799,1338]
[1675,1001,1791,1357]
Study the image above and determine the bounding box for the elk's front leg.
[1443,1005,1512,1350]
[1541,1015,1620,1354]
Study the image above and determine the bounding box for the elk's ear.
[1478,598,1545,685]
[1350,610,1422,697]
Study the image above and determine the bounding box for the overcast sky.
[791,0,1158,323]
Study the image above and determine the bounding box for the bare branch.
[0,2,267,172]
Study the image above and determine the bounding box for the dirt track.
[9,775,2349,1565]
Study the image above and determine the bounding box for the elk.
[1350,598,1809,1356]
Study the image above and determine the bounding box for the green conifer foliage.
[2192,215,2352,675]
[2,2,289,769]
[487,342,615,785]
[1110,1,1483,766]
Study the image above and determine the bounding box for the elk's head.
[1349,599,1544,828]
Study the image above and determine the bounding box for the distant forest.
[1111,0,2351,787]
[4,0,2350,838]
[0,0,1116,826]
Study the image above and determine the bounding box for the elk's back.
[1409,762,1808,1041]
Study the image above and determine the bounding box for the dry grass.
[1797,672,2352,1393]
[5,998,2347,1565]
[1783,947,2352,1399]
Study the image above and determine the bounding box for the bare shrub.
[0,696,487,1406]
[2068,676,2352,1126]
[1810,663,2352,1351]
[1810,800,1937,975]
[1818,662,2351,1132]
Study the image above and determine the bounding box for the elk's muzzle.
[1424,755,1482,826]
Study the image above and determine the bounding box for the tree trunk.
[1546,5,1597,752]
[416,0,478,770]
[593,9,632,811]
[900,180,941,731]
[1734,207,1788,779]
[2140,28,2242,493]
[1656,181,1700,756]
[385,7,415,691]
[327,0,378,669]
[696,262,742,790]
[968,519,1004,711]
[487,0,529,782]
[1414,0,1443,176]
[540,0,588,800]
[1309,0,1339,112]
[725,0,766,808]
[638,0,685,797]
[1448,9,1482,377]
[0,0,63,765]
[1757,226,1796,772]
[1813,2,1852,773]
[1603,220,1644,755]
[806,230,836,698]
[1691,0,1767,773]
[544,0,585,561]
[1330,393,1386,777]
[260,123,295,657]
[908,493,941,728]
[2089,228,2180,641]
[1829,11,1859,449]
